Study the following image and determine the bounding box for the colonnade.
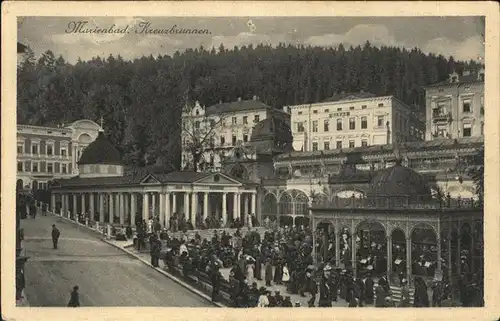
[51,190,257,229]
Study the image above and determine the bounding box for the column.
[437,236,442,272]
[184,193,189,217]
[456,231,461,276]
[159,192,165,227]
[447,228,452,281]
[191,192,197,228]
[222,192,227,226]
[51,194,56,212]
[387,234,393,281]
[81,194,86,215]
[72,194,77,220]
[251,192,256,216]
[335,225,340,266]
[406,236,412,284]
[203,192,209,220]
[351,228,357,278]
[119,193,125,225]
[172,192,177,214]
[233,193,238,222]
[165,193,171,229]
[60,194,65,215]
[130,193,137,227]
[151,193,156,218]
[89,193,95,220]
[99,193,105,223]
[124,193,129,225]
[143,192,149,222]
[109,193,114,224]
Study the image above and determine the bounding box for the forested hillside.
[17,41,483,169]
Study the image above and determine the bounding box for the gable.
[193,173,242,186]
[140,173,161,184]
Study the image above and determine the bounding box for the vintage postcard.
[2,2,499,321]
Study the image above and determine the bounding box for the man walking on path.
[51,224,60,249]
[67,285,80,307]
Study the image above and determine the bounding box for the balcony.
[432,110,451,123]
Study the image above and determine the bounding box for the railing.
[311,196,479,209]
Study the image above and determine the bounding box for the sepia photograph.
[2,2,500,321]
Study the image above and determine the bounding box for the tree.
[466,146,484,205]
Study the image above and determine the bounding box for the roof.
[369,161,432,199]
[78,131,122,165]
[205,99,274,115]
[275,136,484,161]
[426,72,484,88]
[51,171,257,189]
[322,91,377,103]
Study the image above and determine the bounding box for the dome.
[78,131,122,165]
[250,116,293,154]
[369,160,432,199]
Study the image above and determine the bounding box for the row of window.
[296,103,385,115]
[219,134,249,146]
[17,161,69,174]
[434,96,484,117]
[17,143,68,156]
[295,116,386,133]
[434,122,481,138]
[311,139,369,151]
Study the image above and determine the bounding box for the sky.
[18,16,485,64]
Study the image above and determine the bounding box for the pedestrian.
[51,224,60,249]
[67,285,80,307]
[400,278,411,307]
[265,258,273,286]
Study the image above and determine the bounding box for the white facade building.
[288,93,425,152]
[181,96,290,172]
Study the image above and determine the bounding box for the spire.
[393,137,403,166]
[98,116,105,133]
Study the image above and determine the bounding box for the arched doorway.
[391,229,406,282]
[315,221,335,263]
[411,224,438,278]
[16,179,23,191]
[278,191,292,228]
[261,193,277,228]
[339,226,352,269]
[32,180,38,191]
[294,191,309,228]
[356,221,387,277]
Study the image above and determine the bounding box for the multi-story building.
[181,96,290,172]
[16,119,102,191]
[425,69,485,140]
[288,92,425,152]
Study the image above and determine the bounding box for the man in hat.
[431,278,443,307]
[318,264,333,307]
[265,257,273,286]
[274,290,284,307]
[51,224,60,249]
[364,271,374,305]
[282,295,293,307]
[302,267,317,307]
[67,285,80,307]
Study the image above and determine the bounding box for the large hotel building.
[288,92,425,152]
[16,120,101,191]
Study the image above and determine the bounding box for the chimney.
[253,95,257,101]
[238,97,242,102]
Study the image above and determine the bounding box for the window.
[254,115,260,123]
[232,135,237,145]
[47,144,53,155]
[312,121,318,132]
[336,119,342,131]
[312,142,318,151]
[349,117,355,130]
[194,121,200,129]
[61,147,67,157]
[349,106,355,110]
[337,108,342,111]
[17,144,23,154]
[243,134,248,142]
[463,123,472,137]
[436,125,448,138]
[32,144,38,155]
[361,140,368,147]
[298,111,303,115]
[377,116,384,127]
[32,162,39,172]
[24,161,30,172]
[243,116,248,124]
[297,122,305,133]
[378,103,384,107]
[17,162,23,172]
[313,110,318,114]
[349,140,355,148]
[361,116,367,129]
[232,117,237,125]
[324,142,330,150]
[47,163,53,173]
[463,99,471,113]
[62,164,67,174]
[324,109,329,113]
[324,120,329,132]
[336,141,342,149]
[361,105,367,109]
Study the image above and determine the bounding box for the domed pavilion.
[309,156,483,288]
